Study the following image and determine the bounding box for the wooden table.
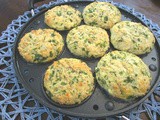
[0,0,160,119]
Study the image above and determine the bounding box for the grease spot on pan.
[105,101,114,111]
[93,104,99,110]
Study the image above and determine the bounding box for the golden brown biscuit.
[111,21,155,55]
[44,58,94,105]
[83,2,121,29]
[66,25,110,58]
[18,29,64,63]
[45,5,82,31]
[95,51,151,100]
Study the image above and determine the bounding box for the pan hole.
[24,69,29,75]
[37,20,41,24]
[149,64,157,71]
[74,4,79,8]
[151,57,156,61]
[93,104,99,110]
[30,27,34,30]
[29,78,34,83]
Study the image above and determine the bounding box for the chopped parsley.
[104,16,108,22]
[124,77,135,83]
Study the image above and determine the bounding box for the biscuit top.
[44,58,94,105]
[95,51,151,100]
[18,29,64,63]
[83,2,121,29]
[111,21,155,55]
[66,25,110,58]
[45,5,82,31]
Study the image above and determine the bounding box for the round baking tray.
[12,1,160,118]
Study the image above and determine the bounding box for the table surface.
[0,0,160,119]
[0,0,160,34]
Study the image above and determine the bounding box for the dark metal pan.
[12,0,160,118]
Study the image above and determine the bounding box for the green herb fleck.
[56,11,61,16]
[119,38,123,42]
[137,38,141,42]
[89,21,97,26]
[86,51,89,55]
[72,77,78,82]
[51,33,55,37]
[110,71,117,76]
[50,51,53,57]
[100,42,107,47]
[132,86,138,89]
[61,82,67,85]
[34,54,46,62]
[80,71,87,75]
[133,62,138,66]
[78,14,82,18]
[119,71,123,75]
[124,77,135,83]
[95,68,99,73]
[82,48,85,51]
[84,39,88,43]
[46,91,53,97]
[142,71,149,76]
[53,83,56,86]
[64,26,68,30]
[50,71,54,78]
[100,79,106,84]
[29,35,32,39]
[143,33,148,38]
[110,53,116,59]
[67,11,72,15]
[78,93,81,98]
[127,95,135,100]
[69,19,73,22]
[104,16,108,21]
[49,39,56,43]
[88,8,95,13]
[61,90,66,94]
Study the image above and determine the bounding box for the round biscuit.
[83,2,121,29]
[44,58,94,105]
[110,21,155,55]
[66,25,110,58]
[18,29,64,63]
[45,5,82,31]
[95,51,151,100]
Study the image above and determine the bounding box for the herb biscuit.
[83,2,121,29]
[111,21,155,55]
[45,5,82,31]
[95,51,151,100]
[66,25,110,58]
[44,58,94,105]
[18,29,64,63]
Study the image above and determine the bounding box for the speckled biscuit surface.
[45,5,82,31]
[95,51,151,100]
[111,21,155,55]
[18,29,64,63]
[66,25,110,58]
[83,2,121,29]
[44,58,94,105]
